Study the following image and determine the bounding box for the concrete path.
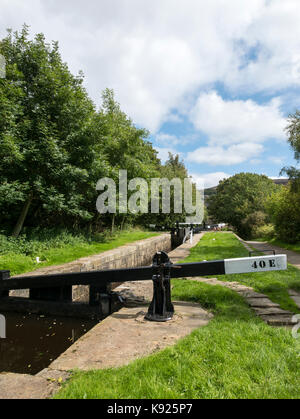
[48,302,212,372]
[246,239,300,270]
[168,233,204,263]
[234,232,300,270]
[0,370,70,400]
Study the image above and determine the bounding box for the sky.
[0,0,299,188]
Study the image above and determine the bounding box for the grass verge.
[0,229,159,276]
[269,238,300,254]
[252,237,300,254]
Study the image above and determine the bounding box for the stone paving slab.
[252,307,293,316]
[188,276,296,325]
[261,315,298,326]
[0,372,62,399]
[246,298,281,308]
[48,301,213,372]
[235,290,269,299]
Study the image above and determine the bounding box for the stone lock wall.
[11,234,172,303]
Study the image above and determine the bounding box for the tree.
[140,153,194,227]
[0,26,107,236]
[281,110,300,191]
[208,173,278,239]
[159,153,190,226]
[0,26,194,236]
[99,89,160,231]
[286,110,300,161]
[265,185,300,243]
[263,110,300,243]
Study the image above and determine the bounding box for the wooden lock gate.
[0,251,287,322]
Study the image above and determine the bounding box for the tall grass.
[0,228,159,276]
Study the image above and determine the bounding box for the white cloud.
[269,176,288,180]
[190,91,286,146]
[0,0,300,135]
[155,133,181,146]
[225,0,300,92]
[268,156,285,165]
[187,143,264,166]
[250,159,262,165]
[191,172,231,189]
[0,0,299,134]
[155,132,196,147]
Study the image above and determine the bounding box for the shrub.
[240,211,267,239]
[254,224,275,240]
[265,186,300,243]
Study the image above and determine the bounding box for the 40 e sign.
[252,259,276,269]
[224,255,287,275]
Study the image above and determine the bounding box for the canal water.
[0,312,97,375]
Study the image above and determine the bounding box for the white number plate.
[224,255,287,275]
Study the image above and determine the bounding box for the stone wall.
[10,234,172,302]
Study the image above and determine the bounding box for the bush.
[253,224,275,240]
[240,211,267,239]
[208,173,278,240]
[266,186,300,243]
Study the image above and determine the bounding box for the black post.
[145,251,174,322]
[0,271,10,297]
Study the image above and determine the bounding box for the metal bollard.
[145,251,175,322]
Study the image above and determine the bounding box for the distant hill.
[272,178,289,186]
[204,178,288,198]
[204,186,217,197]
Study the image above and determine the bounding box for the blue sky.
[152,86,299,187]
[1,0,299,187]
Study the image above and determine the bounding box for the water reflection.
[0,312,97,375]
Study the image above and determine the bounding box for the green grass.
[0,229,159,276]
[269,238,300,254]
[55,282,300,399]
[55,232,300,399]
[183,233,300,314]
[252,237,300,254]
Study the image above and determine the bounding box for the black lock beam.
[0,271,10,297]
